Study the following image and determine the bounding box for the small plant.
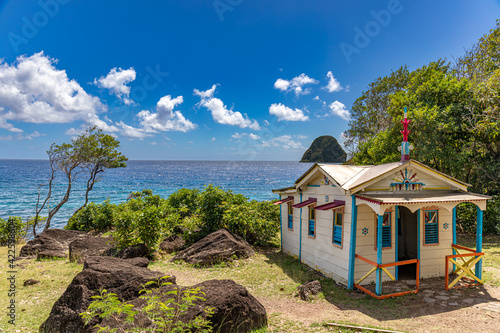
[81,276,213,333]
[0,216,36,245]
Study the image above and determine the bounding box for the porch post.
[279,195,283,252]
[395,205,399,281]
[376,214,383,296]
[452,207,457,271]
[348,195,358,290]
[476,206,483,280]
[417,209,421,280]
[299,193,303,263]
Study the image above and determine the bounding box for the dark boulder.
[159,234,186,253]
[37,250,67,260]
[99,279,267,333]
[39,256,171,333]
[186,279,267,333]
[69,236,116,263]
[170,228,255,265]
[297,280,322,301]
[106,243,149,259]
[300,135,347,163]
[19,229,88,257]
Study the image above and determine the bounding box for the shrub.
[66,200,117,233]
[223,200,280,246]
[80,276,213,333]
[0,216,33,245]
[180,215,204,246]
[113,203,181,255]
[168,188,200,218]
[198,184,246,234]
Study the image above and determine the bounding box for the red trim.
[356,195,488,206]
[273,196,294,205]
[293,198,317,208]
[315,200,345,210]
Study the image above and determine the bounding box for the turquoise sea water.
[0,160,312,229]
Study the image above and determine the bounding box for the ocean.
[0,160,312,229]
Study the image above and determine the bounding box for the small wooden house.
[273,109,491,298]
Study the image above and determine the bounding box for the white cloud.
[194,85,260,130]
[0,52,105,133]
[324,71,343,93]
[273,73,318,96]
[260,135,304,150]
[210,137,216,142]
[231,132,260,140]
[329,101,350,120]
[269,103,309,122]
[94,67,136,104]
[138,95,197,133]
[116,121,150,139]
[313,96,320,101]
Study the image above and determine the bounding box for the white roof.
[357,191,491,205]
[286,160,470,194]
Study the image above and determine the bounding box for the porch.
[347,192,489,298]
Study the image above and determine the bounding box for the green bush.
[198,184,246,235]
[113,202,181,255]
[66,200,117,233]
[0,216,32,245]
[168,188,200,218]
[223,200,280,246]
[180,215,204,246]
[456,196,500,235]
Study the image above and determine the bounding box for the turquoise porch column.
[476,207,483,280]
[376,214,383,296]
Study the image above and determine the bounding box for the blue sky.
[0,0,499,161]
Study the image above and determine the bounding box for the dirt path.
[259,282,500,333]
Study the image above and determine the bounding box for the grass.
[1,234,499,332]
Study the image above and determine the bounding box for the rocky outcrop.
[300,135,347,163]
[40,257,267,333]
[170,228,255,265]
[69,236,116,263]
[19,229,88,258]
[159,234,186,253]
[39,256,168,333]
[297,280,322,301]
[186,279,267,333]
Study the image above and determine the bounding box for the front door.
[398,206,418,279]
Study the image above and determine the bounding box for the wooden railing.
[353,254,419,299]
[445,244,484,290]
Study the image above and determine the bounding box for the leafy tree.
[34,127,127,231]
[346,22,500,233]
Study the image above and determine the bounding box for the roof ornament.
[398,107,413,162]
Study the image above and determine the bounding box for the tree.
[346,21,500,233]
[72,127,128,216]
[34,127,127,231]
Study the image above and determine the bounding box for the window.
[424,210,439,245]
[375,211,392,249]
[308,207,316,237]
[287,204,293,230]
[333,210,343,247]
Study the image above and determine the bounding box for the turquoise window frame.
[424,209,439,245]
[333,210,343,247]
[287,204,293,230]
[308,207,316,238]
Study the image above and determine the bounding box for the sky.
[0,0,499,161]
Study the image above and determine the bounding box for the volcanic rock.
[297,280,322,301]
[159,234,186,253]
[69,236,116,263]
[19,229,88,258]
[39,256,170,333]
[170,228,254,265]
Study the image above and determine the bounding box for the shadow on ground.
[259,247,500,322]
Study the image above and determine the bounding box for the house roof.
[275,159,471,194]
[356,191,491,206]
